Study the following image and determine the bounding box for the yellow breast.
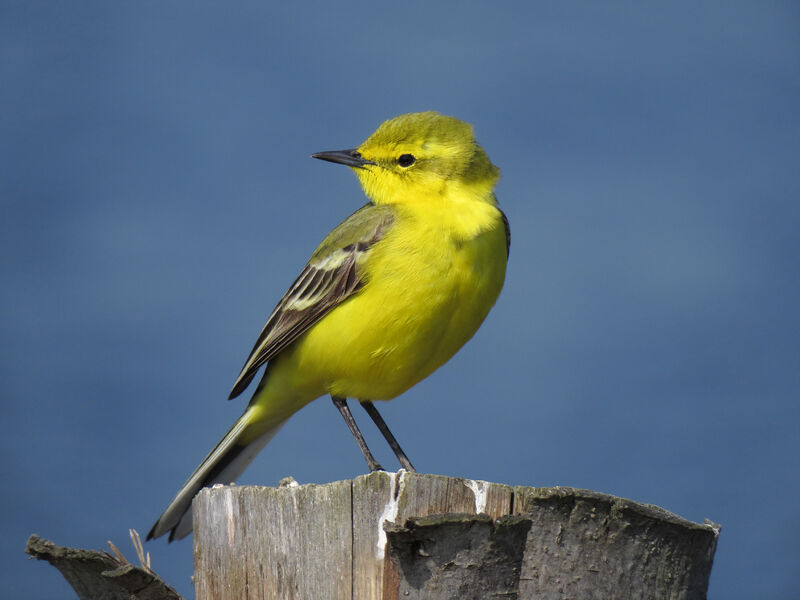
[288,194,508,401]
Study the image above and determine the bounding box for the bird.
[147,111,510,541]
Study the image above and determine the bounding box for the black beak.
[311,148,375,168]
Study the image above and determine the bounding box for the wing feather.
[229,203,395,399]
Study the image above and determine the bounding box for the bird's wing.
[499,206,510,257]
[229,202,396,399]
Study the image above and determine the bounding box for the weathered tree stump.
[193,472,719,599]
[25,534,182,600]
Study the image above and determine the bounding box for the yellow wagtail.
[147,111,509,541]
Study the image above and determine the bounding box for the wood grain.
[191,475,720,600]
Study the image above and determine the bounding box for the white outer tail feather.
[149,412,287,541]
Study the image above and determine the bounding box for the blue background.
[2,2,798,598]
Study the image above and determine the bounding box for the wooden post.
[25,534,182,600]
[193,472,719,600]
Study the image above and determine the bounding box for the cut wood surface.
[193,472,720,600]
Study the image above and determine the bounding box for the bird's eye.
[397,154,415,167]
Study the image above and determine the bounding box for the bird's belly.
[286,223,507,401]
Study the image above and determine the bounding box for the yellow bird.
[147,111,509,541]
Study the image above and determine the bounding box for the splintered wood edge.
[513,485,721,535]
[25,534,184,600]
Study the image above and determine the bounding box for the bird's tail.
[146,405,287,542]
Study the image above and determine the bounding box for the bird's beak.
[311,149,375,169]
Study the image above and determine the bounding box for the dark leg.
[360,401,416,472]
[331,396,384,472]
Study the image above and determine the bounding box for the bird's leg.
[360,400,416,472]
[331,396,384,472]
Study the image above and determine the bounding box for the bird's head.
[312,111,500,206]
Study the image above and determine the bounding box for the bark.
[25,534,182,600]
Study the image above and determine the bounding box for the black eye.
[397,153,415,167]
